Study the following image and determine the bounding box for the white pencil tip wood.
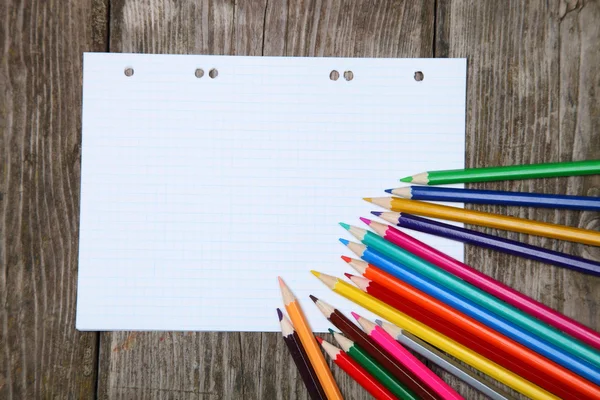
[377,212,402,225]
[314,299,336,318]
[319,339,341,360]
[347,225,367,241]
[311,270,339,289]
[279,313,295,337]
[410,172,430,185]
[369,197,393,210]
[346,241,367,258]
[380,320,403,339]
[346,258,368,274]
[332,332,354,352]
[391,187,413,198]
[278,277,295,305]
[348,275,371,291]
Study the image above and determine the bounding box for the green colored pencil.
[341,223,600,370]
[400,159,600,185]
[331,330,419,400]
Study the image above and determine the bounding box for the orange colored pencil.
[279,277,343,400]
[344,257,600,400]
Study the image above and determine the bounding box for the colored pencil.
[343,223,600,370]
[331,331,419,400]
[362,217,600,351]
[343,265,600,400]
[311,271,559,400]
[310,295,439,400]
[400,159,600,185]
[376,211,600,277]
[346,273,558,398]
[373,318,517,400]
[351,313,464,400]
[341,239,600,386]
[317,338,397,400]
[387,186,600,211]
[278,277,343,400]
[363,197,600,246]
[277,309,327,400]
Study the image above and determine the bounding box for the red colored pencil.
[344,258,600,400]
[362,216,600,351]
[317,337,397,400]
[310,295,440,400]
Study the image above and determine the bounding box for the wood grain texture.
[99,1,433,399]
[436,0,600,398]
[0,0,108,398]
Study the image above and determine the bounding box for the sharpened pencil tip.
[371,211,382,216]
[344,272,354,279]
[338,238,349,246]
[316,336,323,344]
[340,255,351,263]
[310,270,321,278]
[375,319,383,327]
[359,216,372,225]
[339,222,350,230]
[384,189,393,194]
[277,276,284,285]
[350,311,361,321]
[276,308,283,320]
[309,294,318,303]
[363,197,373,203]
[400,176,413,183]
[328,328,335,334]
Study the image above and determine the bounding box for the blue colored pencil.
[387,186,600,211]
[374,211,600,277]
[340,239,600,386]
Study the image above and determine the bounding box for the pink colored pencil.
[361,216,600,351]
[352,312,464,400]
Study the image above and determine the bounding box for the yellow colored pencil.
[279,277,343,400]
[365,197,600,246]
[311,271,559,400]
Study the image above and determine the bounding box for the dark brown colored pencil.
[277,309,327,400]
[309,295,441,400]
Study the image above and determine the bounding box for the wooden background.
[1,0,599,398]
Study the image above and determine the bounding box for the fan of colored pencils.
[278,160,600,400]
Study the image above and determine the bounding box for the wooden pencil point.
[332,331,353,352]
[390,187,413,198]
[353,314,377,334]
[312,271,339,289]
[278,277,295,305]
[346,257,368,275]
[314,298,335,318]
[369,197,394,210]
[347,225,367,241]
[349,275,370,291]
[346,241,367,258]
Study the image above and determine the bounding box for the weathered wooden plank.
[0,0,108,398]
[436,0,600,398]
[100,1,434,399]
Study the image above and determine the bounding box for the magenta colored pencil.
[352,312,464,400]
[361,216,600,352]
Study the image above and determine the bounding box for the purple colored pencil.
[277,309,327,400]
[372,211,600,277]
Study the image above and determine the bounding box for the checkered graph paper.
[77,54,466,331]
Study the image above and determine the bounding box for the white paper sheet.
[77,53,466,331]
